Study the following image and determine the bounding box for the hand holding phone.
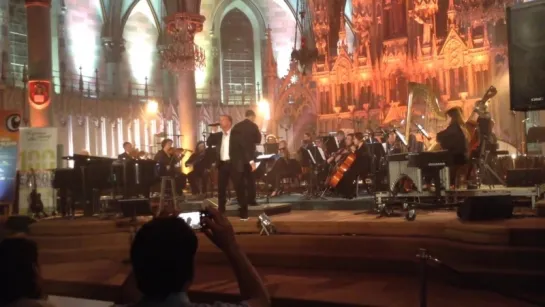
[200,206,237,251]
[177,210,210,230]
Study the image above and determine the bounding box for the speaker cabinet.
[457,196,514,221]
[507,1,545,111]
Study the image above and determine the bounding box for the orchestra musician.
[185,141,208,197]
[154,138,188,194]
[386,131,402,155]
[333,130,345,151]
[278,140,289,159]
[429,106,471,186]
[118,142,134,160]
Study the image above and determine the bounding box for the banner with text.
[0,110,21,205]
[19,127,58,213]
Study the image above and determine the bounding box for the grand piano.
[53,154,159,216]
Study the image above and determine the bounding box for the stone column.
[162,11,205,170]
[102,37,124,97]
[25,0,52,127]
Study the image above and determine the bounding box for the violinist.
[186,141,208,196]
[118,142,134,160]
[154,138,188,194]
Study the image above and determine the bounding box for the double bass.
[466,86,498,153]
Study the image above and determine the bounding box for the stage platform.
[185,193,376,212]
[2,201,545,306]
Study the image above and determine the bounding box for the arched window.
[221,9,255,105]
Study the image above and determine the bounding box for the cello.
[328,150,357,188]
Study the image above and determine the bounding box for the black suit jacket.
[206,132,223,164]
[231,119,261,171]
[118,152,132,160]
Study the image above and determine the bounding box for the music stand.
[300,146,326,200]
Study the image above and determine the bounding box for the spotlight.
[257,213,275,236]
[146,100,159,115]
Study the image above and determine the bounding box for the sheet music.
[256,154,275,160]
[306,149,317,164]
[394,130,408,146]
[382,143,387,152]
[255,162,261,169]
[317,147,326,160]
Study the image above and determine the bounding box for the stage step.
[39,246,128,264]
[194,234,545,285]
[31,232,131,250]
[29,218,119,236]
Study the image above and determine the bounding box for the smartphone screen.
[178,211,202,229]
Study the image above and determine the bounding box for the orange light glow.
[320,78,329,84]
[360,72,369,80]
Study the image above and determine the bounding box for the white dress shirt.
[220,129,231,161]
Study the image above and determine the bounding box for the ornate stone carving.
[102,37,125,63]
[311,0,330,56]
[352,0,372,56]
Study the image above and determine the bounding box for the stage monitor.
[507,1,545,111]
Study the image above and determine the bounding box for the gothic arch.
[211,0,266,102]
[275,84,318,118]
[121,0,162,34]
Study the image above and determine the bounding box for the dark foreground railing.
[417,248,544,307]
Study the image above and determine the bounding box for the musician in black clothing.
[118,142,134,160]
[154,139,187,193]
[427,106,470,187]
[436,107,470,163]
[386,131,402,155]
[186,141,208,196]
[231,110,262,212]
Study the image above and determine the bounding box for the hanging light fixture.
[160,12,206,73]
[290,0,318,75]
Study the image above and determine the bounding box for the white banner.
[18,127,58,214]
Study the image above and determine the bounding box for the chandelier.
[290,7,318,75]
[160,12,206,73]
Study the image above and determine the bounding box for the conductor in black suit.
[231,110,262,211]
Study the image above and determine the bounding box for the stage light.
[146,100,159,115]
[257,100,271,120]
[68,22,98,76]
[258,213,275,236]
[195,67,206,89]
[511,153,517,160]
